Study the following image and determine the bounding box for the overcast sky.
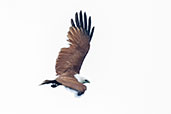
[0,0,171,114]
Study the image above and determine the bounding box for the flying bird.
[40,11,95,96]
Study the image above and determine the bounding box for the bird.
[40,11,95,96]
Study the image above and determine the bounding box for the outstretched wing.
[55,11,95,76]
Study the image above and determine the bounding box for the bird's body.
[40,11,94,96]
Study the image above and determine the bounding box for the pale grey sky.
[0,0,171,114]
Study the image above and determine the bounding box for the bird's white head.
[75,74,90,84]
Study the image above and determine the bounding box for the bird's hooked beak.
[83,79,90,84]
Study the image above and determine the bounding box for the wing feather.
[56,76,86,92]
[55,11,95,76]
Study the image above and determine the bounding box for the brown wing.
[56,73,86,93]
[55,11,95,76]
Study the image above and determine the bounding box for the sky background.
[0,0,171,114]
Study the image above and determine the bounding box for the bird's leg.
[51,83,58,88]
[51,80,62,88]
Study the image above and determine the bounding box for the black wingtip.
[75,12,80,28]
[71,11,95,41]
[79,11,83,28]
[71,19,75,27]
[77,91,85,96]
[90,26,95,41]
[87,16,91,35]
[84,12,87,30]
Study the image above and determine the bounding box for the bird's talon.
[51,84,57,88]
